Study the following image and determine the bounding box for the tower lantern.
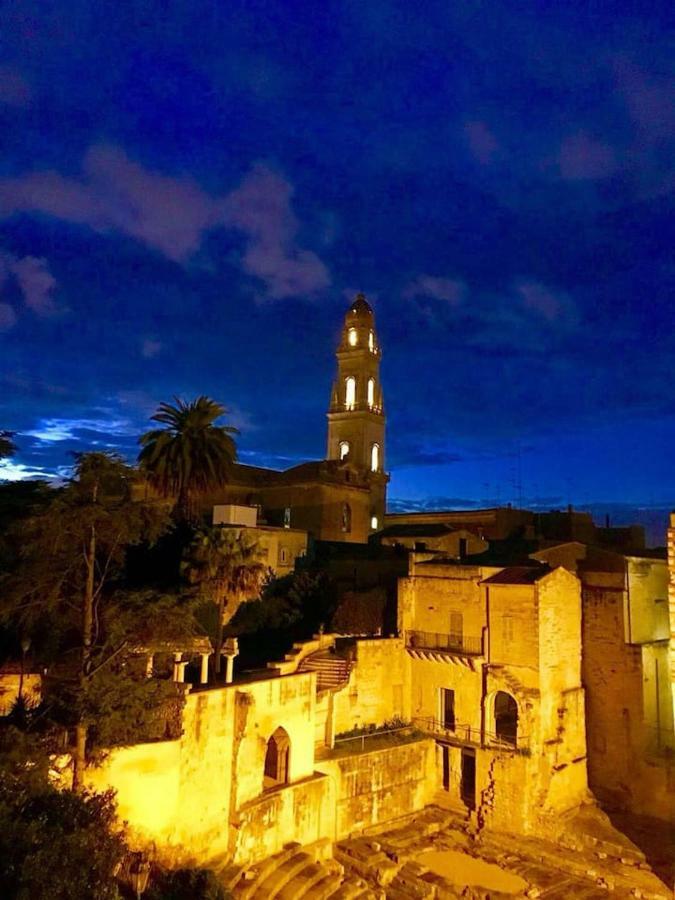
[326,293,387,528]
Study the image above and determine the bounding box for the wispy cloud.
[463,120,499,165]
[514,279,578,326]
[141,338,162,359]
[0,251,60,328]
[25,417,137,443]
[558,132,618,181]
[0,146,330,298]
[404,275,465,305]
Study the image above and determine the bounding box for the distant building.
[203,294,388,543]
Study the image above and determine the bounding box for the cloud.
[25,417,136,443]
[0,66,31,107]
[404,275,465,305]
[0,460,55,482]
[0,251,60,327]
[514,280,577,325]
[141,338,162,359]
[558,132,618,181]
[0,147,330,298]
[222,163,330,299]
[463,120,499,165]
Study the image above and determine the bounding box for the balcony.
[412,716,529,755]
[405,631,483,669]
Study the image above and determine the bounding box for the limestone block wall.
[233,773,335,865]
[399,568,486,641]
[625,557,670,644]
[409,655,483,732]
[333,638,410,735]
[319,738,437,839]
[668,513,675,713]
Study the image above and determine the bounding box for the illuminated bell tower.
[327,293,388,528]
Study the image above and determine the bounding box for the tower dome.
[347,293,373,319]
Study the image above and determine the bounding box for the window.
[370,442,380,472]
[449,612,463,648]
[440,687,456,730]
[339,441,350,460]
[348,327,358,346]
[370,515,379,530]
[264,727,290,789]
[341,503,352,533]
[278,546,288,565]
[367,377,375,408]
[345,376,356,409]
[283,506,291,528]
[458,537,468,558]
[368,330,375,351]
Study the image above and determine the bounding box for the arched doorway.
[263,727,290,790]
[494,692,518,746]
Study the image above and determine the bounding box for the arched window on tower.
[368,330,375,352]
[367,378,375,408]
[342,503,352,533]
[345,376,356,410]
[339,441,350,460]
[264,727,290,789]
[371,443,380,472]
[348,327,358,347]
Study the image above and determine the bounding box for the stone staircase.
[221,843,380,900]
[298,651,352,692]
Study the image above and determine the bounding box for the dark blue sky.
[1,1,674,531]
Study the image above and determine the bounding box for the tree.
[0,724,126,899]
[138,397,238,521]
[183,527,266,675]
[0,429,17,460]
[0,452,193,789]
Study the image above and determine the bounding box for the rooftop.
[481,566,552,585]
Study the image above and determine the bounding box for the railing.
[412,716,529,755]
[406,631,483,657]
[333,723,413,752]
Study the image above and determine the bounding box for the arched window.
[348,327,358,347]
[345,376,356,409]
[367,378,375,408]
[494,692,518,746]
[370,442,380,472]
[342,502,352,533]
[339,441,350,460]
[370,514,379,530]
[264,727,290,789]
[368,330,375,352]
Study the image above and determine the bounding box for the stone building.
[397,556,589,833]
[533,542,675,819]
[202,294,388,544]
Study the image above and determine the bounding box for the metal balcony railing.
[412,716,529,755]
[406,631,483,657]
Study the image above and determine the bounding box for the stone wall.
[320,738,436,839]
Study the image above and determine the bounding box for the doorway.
[442,745,450,791]
[460,749,476,810]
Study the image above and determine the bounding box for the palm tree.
[183,526,267,676]
[138,397,238,521]
[0,430,17,460]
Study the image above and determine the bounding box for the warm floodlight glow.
[348,327,358,346]
[371,515,378,529]
[368,330,375,351]
[339,441,350,460]
[367,378,375,408]
[371,442,379,471]
[345,376,356,409]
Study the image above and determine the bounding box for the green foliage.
[0,726,126,900]
[138,396,238,520]
[146,867,229,900]
[331,586,387,635]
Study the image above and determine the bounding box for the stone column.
[145,654,154,678]
[200,653,210,685]
[172,652,183,682]
[222,637,239,685]
[326,691,336,749]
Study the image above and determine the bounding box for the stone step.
[302,872,343,900]
[276,862,329,900]
[236,843,302,899]
[328,878,371,899]
[253,851,315,899]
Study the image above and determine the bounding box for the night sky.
[1,2,673,539]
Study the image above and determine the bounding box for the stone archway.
[494,691,518,746]
[263,726,290,790]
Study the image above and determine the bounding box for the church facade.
[204,294,388,543]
